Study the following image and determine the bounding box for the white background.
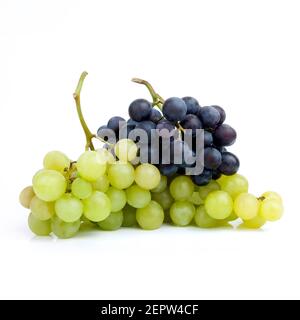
[0,0,299,299]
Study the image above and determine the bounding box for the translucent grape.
[135,164,161,190]
[126,184,151,208]
[43,151,70,173]
[188,191,204,205]
[170,176,194,201]
[97,148,115,164]
[261,191,282,204]
[19,186,35,209]
[83,191,111,222]
[51,215,81,239]
[242,215,266,229]
[170,201,195,226]
[71,178,93,199]
[32,169,67,202]
[151,175,167,193]
[122,204,137,227]
[55,194,83,223]
[98,211,123,231]
[205,190,233,219]
[114,139,138,162]
[108,161,135,189]
[77,151,107,182]
[198,180,220,200]
[151,188,174,210]
[234,193,259,220]
[259,199,283,221]
[136,200,164,230]
[218,174,248,199]
[28,213,51,236]
[106,187,127,212]
[92,175,110,193]
[30,196,55,220]
[194,205,220,228]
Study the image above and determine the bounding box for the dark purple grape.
[107,116,126,133]
[204,147,222,170]
[191,169,212,186]
[212,105,226,125]
[127,118,138,129]
[204,131,213,146]
[218,152,239,175]
[97,125,116,142]
[182,96,201,115]
[162,97,187,122]
[180,114,202,131]
[212,170,222,180]
[135,120,156,139]
[128,99,152,122]
[198,106,220,130]
[149,108,162,123]
[157,164,178,176]
[156,120,177,139]
[213,124,237,147]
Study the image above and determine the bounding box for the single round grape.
[212,105,226,125]
[107,116,126,133]
[156,119,176,138]
[234,193,259,220]
[212,170,222,180]
[170,201,195,226]
[151,188,174,210]
[162,97,187,122]
[83,191,111,222]
[151,175,167,193]
[106,187,127,212]
[204,131,213,147]
[170,176,194,200]
[194,205,219,228]
[189,191,204,205]
[122,204,137,227]
[242,215,266,229]
[135,163,161,190]
[19,186,35,209]
[157,164,178,177]
[136,200,164,230]
[135,120,156,139]
[261,191,282,204]
[77,151,107,182]
[126,185,151,208]
[28,213,51,236]
[180,114,202,131]
[71,178,92,199]
[30,196,55,221]
[198,180,220,200]
[92,175,110,193]
[205,190,233,219]
[191,169,212,186]
[259,199,283,221]
[108,161,135,189]
[198,106,220,129]
[114,139,138,162]
[213,124,237,147]
[129,99,152,122]
[98,211,123,231]
[43,151,70,173]
[204,147,222,170]
[149,108,162,123]
[182,96,200,115]
[218,152,240,176]
[97,148,115,164]
[51,215,81,239]
[55,194,83,223]
[32,169,67,202]
[218,174,248,199]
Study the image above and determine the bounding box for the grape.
[234,193,259,220]
[180,114,202,131]
[157,164,178,177]
[162,97,187,122]
[198,180,220,199]
[43,151,70,173]
[204,147,222,170]
[135,163,161,190]
[189,191,204,205]
[106,187,127,212]
[98,211,123,231]
[261,191,282,204]
[97,148,115,164]
[170,201,195,226]
[213,124,237,147]
[218,152,240,175]
[182,96,200,115]
[204,131,213,147]
[122,204,137,227]
[136,200,164,230]
[51,215,81,239]
[71,178,92,199]
[135,120,156,139]
[205,190,233,219]
[107,116,126,133]
[212,105,226,125]
[114,139,138,162]
[108,161,135,189]
[149,108,162,123]
[97,125,111,142]
[259,199,283,221]
[28,213,51,236]
[218,174,248,199]
[194,205,219,228]
[242,215,266,229]
[170,176,194,200]
[30,196,55,220]
[77,151,107,182]
[55,194,83,222]
[156,120,176,139]
[191,169,212,186]
[126,184,151,209]
[198,106,220,129]
[92,175,110,193]
[151,175,167,193]
[225,212,238,222]
[212,170,222,180]
[32,169,67,202]
[151,188,174,210]
[19,186,35,209]
[128,99,152,121]
[83,191,111,222]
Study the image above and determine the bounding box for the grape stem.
[73,71,95,151]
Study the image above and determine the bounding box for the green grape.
[188,191,204,205]
[198,180,220,200]
[151,176,167,193]
[194,205,220,228]
[77,151,107,182]
[98,211,123,231]
[114,139,138,162]
[43,151,70,173]
[32,169,67,202]
[225,212,239,222]
[55,194,83,223]
[170,201,195,226]
[205,190,233,220]
[92,175,110,193]
[122,204,137,227]
[51,215,81,239]
[234,193,259,220]
[83,191,111,222]
[108,161,135,189]
[259,199,283,221]
[170,176,194,201]
[261,191,282,204]
[97,148,115,164]
[30,196,55,221]
[19,186,35,209]
[126,184,151,208]
[28,213,51,236]
[106,187,127,212]
[151,188,174,210]
[71,178,93,199]
[242,215,266,229]
[218,174,248,199]
[135,163,161,190]
[136,200,164,230]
